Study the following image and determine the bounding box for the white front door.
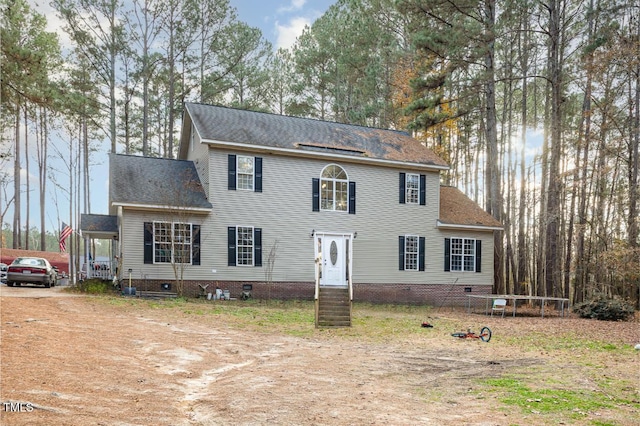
[316,233,350,287]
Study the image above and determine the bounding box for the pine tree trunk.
[13,102,21,249]
[544,0,563,298]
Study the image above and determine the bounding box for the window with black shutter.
[227,227,236,266]
[445,237,480,272]
[144,222,153,264]
[228,155,236,190]
[312,178,320,211]
[228,226,262,267]
[255,157,262,192]
[229,154,262,192]
[192,225,201,265]
[444,238,451,272]
[348,181,356,214]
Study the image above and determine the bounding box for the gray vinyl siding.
[194,147,495,285]
[186,127,210,196]
[120,147,495,286]
[120,211,212,281]
[436,230,495,285]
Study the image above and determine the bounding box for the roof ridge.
[184,102,410,135]
[110,152,194,164]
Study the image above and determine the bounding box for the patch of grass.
[483,376,615,420]
[504,334,631,354]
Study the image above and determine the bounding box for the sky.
[233,0,335,49]
[5,0,336,236]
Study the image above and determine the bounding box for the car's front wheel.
[7,282,13,287]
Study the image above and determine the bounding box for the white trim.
[313,231,353,289]
[437,220,502,231]
[405,173,420,204]
[201,139,450,171]
[112,202,211,214]
[151,221,194,265]
[236,154,255,191]
[450,237,476,273]
[404,234,419,271]
[235,225,255,267]
[320,164,349,212]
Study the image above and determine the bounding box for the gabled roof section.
[109,154,212,211]
[181,103,449,169]
[438,186,503,231]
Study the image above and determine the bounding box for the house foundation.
[121,279,492,307]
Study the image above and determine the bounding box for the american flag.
[59,222,73,252]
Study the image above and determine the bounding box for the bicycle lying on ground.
[451,326,492,342]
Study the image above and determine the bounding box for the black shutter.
[398,236,405,270]
[444,238,451,272]
[254,157,262,192]
[312,178,320,211]
[419,174,426,206]
[419,237,426,271]
[399,173,406,204]
[254,228,262,267]
[475,240,482,273]
[348,181,356,214]
[227,226,236,266]
[192,225,201,265]
[144,222,153,264]
[228,154,236,190]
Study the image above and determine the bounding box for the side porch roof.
[80,214,118,239]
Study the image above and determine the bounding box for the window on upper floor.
[228,154,262,192]
[237,156,254,190]
[143,222,201,265]
[312,164,356,214]
[398,235,425,271]
[399,172,426,205]
[406,174,420,204]
[444,237,481,273]
[321,164,348,211]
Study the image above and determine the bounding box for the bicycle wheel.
[479,326,492,342]
[451,332,467,339]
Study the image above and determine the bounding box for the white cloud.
[275,16,311,49]
[277,0,307,13]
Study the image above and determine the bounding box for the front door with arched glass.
[315,232,352,287]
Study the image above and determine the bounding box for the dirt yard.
[1,285,638,426]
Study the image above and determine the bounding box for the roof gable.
[109,154,212,210]
[439,186,502,230]
[181,103,449,168]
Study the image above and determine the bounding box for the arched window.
[320,164,348,211]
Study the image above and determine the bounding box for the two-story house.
[83,103,501,311]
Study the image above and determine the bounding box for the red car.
[6,257,58,288]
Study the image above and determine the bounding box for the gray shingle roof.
[80,214,117,233]
[109,154,212,209]
[183,103,449,168]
